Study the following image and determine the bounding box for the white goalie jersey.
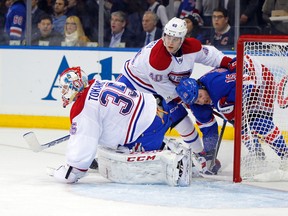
[66,79,157,170]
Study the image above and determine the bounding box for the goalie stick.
[23,132,70,152]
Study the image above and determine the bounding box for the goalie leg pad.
[160,149,192,186]
[97,146,165,184]
[97,145,192,186]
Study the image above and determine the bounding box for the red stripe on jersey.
[10,27,22,37]
[124,93,143,143]
[70,81,94,123]
[125,61,153,89]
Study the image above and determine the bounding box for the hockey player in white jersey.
[51,66,194,186]
[117,17,234,174]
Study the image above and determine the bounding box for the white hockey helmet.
[59,66,88,108]
[163,17,187,42]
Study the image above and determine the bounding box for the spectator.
[182,13,207,44]
[206,7,234,50]
[262,0,288,35]
[147,0,169,29]
[5,0,26,42]
[174,0,181,17]
[65,0,78,17]
[220,0,260,34]
[62,15,90,46]
[76,0,99,42]
[31,14,63,46]
[195,0,220,26]
[4,0,13,8]
[52,0,68,36]
[38,0,53,14]
[111,0,146,46]
[32,0,47,33]
[104,11,136,48]
[257,0,267,32]
[1,0,10,45]
[0,0,8,29]
[136,11,162,47]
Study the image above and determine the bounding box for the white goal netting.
[237,39,288,182]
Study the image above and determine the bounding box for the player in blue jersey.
[176,56,288,162]
[5,0,26,41]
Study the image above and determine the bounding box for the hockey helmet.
[59,66,88,108]
[176,78,199,105]
[163,17,187,42]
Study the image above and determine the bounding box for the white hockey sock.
[174,116,203,153]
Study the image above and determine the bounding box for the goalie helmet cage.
[234,35,288,183]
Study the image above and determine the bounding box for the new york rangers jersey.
[5,0,26,40]
[119,38,232,102]
[190,55,276,151]
[66,79,159,169]
[190,67,236,151]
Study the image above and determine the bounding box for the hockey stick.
[23,131,70,152]
[209,111,232,172]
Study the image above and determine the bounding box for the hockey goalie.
[48,66,204,186]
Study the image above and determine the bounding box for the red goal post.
[234,35,288,183]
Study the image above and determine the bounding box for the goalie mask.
[59,67,88,108]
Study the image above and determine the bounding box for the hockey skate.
[193,150,221,175]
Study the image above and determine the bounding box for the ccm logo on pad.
[127,155,157,162]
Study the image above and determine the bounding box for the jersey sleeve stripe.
[124,93,145,143]
[124,60,156,94]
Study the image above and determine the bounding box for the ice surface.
[1,128,288,216]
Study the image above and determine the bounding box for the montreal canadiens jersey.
[120,38,229,101]
[66,79,157,169]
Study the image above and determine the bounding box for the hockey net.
[234,35,288,182]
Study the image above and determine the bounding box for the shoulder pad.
[182,38,202,54]
[149,40,172,71]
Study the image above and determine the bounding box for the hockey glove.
[227,57,236,72]
[217,97,234,121]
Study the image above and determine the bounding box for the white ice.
[1,127,288,216]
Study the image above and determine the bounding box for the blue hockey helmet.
[176,78,199,105]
